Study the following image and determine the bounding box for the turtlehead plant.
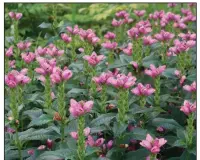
[4,3,196,160]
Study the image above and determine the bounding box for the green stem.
[71,36,76,61]
[186,113,195,148]
[14,21,19,43]
[150,153,157,160]
[10,88,18,120]
[15,125,22,160]
[58,82,66,142]
[100,84,107,113]
[139,96,146,108]
[118,89,129,124]
[45,76,52,109]
[77,116,85,160]
[5,57,9,73]
[154,76,160,107]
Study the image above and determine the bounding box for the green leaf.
[164,136,177,146]
[38,22,52,28]
[173,139,187,148]
[90,126,108,134]
[85,146,100,157]
[129,128,147,140]
[142,54,161,68]
[28,114,53,127]
[37,149,76,160]
[90,113,116,127]
[23,109,43,119]
[152,118,183,130]
[162,68,177,78]
[124,148,150,160]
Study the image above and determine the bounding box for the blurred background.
[5,3,189,39]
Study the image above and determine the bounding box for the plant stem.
[15,125,22,160]
[100,84,107,113]
[45,76,52,109]
[139,96,146,108]
[186,113,195,148]
[77,116,85,160]
[58,82,66,142]
[154,76,160,107]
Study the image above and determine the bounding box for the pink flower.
[27,149,34,155]
[37,145,46,150]
[140,134,167,154]
[174,70,181,78]
[131,83,155,96]
[9,12,22,20]
[127,27,140,39]
[69,99,94,117]
[180,75,186,86]
[168,3,177,7]
[122,43,132,56]
[66,25,79,35]
[79,28,100,45]
[61,33,72,43]
[86,135,105,147]
[178,32,196,41]
[83,52,105,66]
[101,42,118,50]
[116,10,129,19]
[143,36,157,45]
[5,72,17,88]
[181,8,192,16]
[78,48,84,53]
[108,72,136,89]
[46,44,64,57]
[144,64,166,78]
[21,52,35,64]
[9,60,16,68]
[92,71,113,85]
[106,140,113,149]
[51,92,56,99]
[50,66,72,84]
[149,10,165,20]
[35,57,56,75]
[17,41,31,50]
[180,100,196,115]
[156,126,165,132]
[112,19,123,27]
[183,81,196,92]
[46,139,53,149]
[134,10,146,17]
[35,46,47,56]
[104,32,116,40]
[130,61,138,69]
[154,30,174,42]
[70,127,91,140]
[5,46,13,57]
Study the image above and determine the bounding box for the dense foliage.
[5,3,196,160]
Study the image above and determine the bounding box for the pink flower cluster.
[101,42,118,50]
[154,30,174,42]
[149,10,165,20]
[5,69,31,88]
[21,52,36,64]
[66,25,80,35]
[143,36,157,46]
[79,28,100,45]
[35,46,48,56]
[61,33,72,43]
[87,136,105,147]
[183,81,196,93]
[144,64,166,78]
[35,57,56,76]
[92,71,114,85]
[83,52,105,66]
[168,39,196,56]
[134,10,146,17]
[69,99,94,117]
[107,72,136,89]
[122,43,132,56]
[104,32,116,40]
[17,41,31,50]
[131,83,155,96]
[46,44,64,57]
[180,100,196,115]
[112,10,133,27]
[50,66,73,84]
[5,46,13,57]
[140,134,167,154]
[9,12,22,20]
[70,127,91,140]
[127,20,152,39]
